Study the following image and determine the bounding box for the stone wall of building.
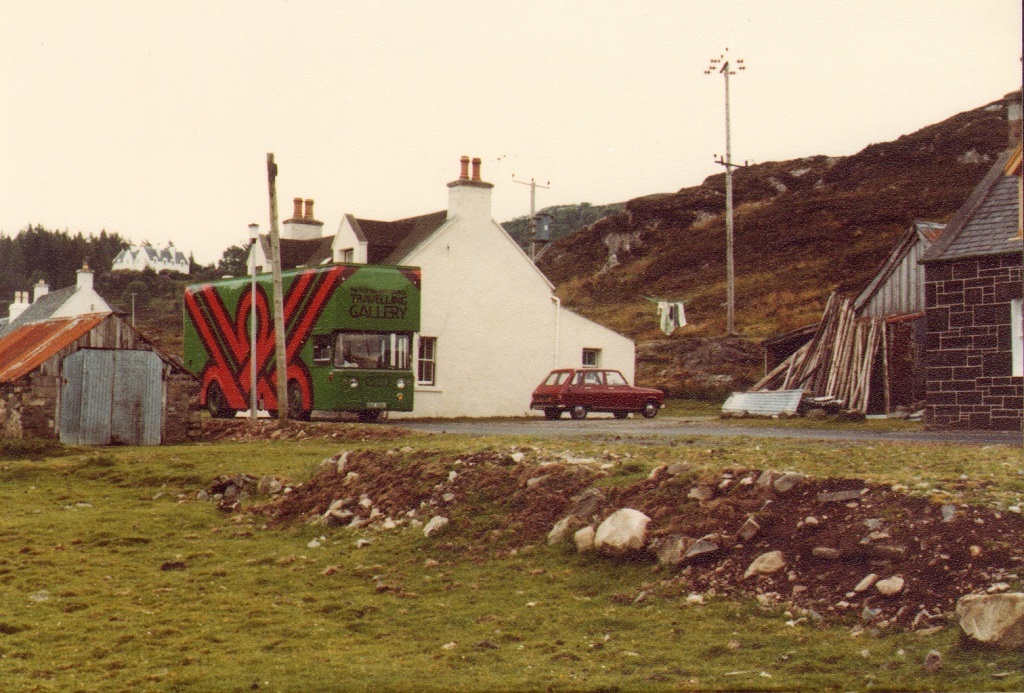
[924,254,1023,430]
[164,371,201,443]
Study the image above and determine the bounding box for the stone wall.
[164,371,201,443]
[0,373,60,440]
[923,253,1023,430]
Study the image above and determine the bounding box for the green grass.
[0,431,1021,690]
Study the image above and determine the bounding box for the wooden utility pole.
[267,153,288,421]
[513,176,550,261]
[705,48,746,336]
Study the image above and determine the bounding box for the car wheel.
[206,382,236,419]
[544,408,562,420]
[641,400,659,419]
[613,411,629,419]
[287,382,311,421]
[569,404,588,420]
[357,410,382,423]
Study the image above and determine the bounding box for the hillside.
[537,95,1017,395]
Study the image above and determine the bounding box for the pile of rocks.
[209,446,1024,647]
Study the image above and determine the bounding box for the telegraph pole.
[705,48,746,336]
[512,176,550,261]
[267,154,288,421]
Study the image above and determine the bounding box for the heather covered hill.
[538,96,1015,345]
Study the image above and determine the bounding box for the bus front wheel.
[287,382,311,421]
[206,383,236,419]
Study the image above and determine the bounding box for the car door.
[602,369,639,410]
[567,370,602,410]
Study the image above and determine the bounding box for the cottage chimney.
[447,155,494,221]
[33,279,49,302]
[1006,90,1022,148]
[76,263,94,291]
[281,194,325,241]
[8,291,30,321]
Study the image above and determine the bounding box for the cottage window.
[582,348,601,368]
[418,337,437,386]
[1012,298,1023,378]
[341,248,354,263]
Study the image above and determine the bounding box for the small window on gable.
[341,248,354,263]
[582,348,601,368]
[1012,298,1023,378]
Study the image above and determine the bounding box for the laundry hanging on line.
[657,301,687,336]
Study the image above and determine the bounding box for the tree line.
[0,226,130,312]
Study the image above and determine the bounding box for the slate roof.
[345,211,448,265]
[0,287,76,340]
[257,236,334,270]
[921,148,1022,263]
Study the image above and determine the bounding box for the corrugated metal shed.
[722,389,804,416]
[854,221,943,319]
[60,350,163,445]
[0,316,105,382]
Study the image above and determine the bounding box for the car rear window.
[544,371,571,386]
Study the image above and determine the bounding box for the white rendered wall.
[392,189,635,418]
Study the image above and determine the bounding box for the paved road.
[393,416,1023,446]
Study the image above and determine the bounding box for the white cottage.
[248,157,635,418]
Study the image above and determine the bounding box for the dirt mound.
[200,419,408,443]
[231,449,1023,631]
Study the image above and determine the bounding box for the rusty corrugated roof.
[0,315,106,383]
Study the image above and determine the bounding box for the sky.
[1,1,1021,266]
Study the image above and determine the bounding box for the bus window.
[312,334,333,364]
[333,332,412,370]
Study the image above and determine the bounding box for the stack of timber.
[752,293,884,414]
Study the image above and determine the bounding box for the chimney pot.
[33,280,49,302]
[304,199,315,220]
[471,157,482,182]
[459,156,470,180]
[292,197,303,219]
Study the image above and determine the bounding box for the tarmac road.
[393,416,1023,446]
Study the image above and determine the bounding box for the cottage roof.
[345,211,448,265]
[0,315,105,383]
[921,148,1022,263]
[257,236,334,270]
[0,287,76,339]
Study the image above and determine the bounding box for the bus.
[183,263,420,422]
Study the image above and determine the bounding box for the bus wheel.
[287,382,311,421]
[357,410,382,423]
[207,383,236,419]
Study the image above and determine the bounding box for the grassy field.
[1,430,1022,691]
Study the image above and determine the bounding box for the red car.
[530,368,664,420]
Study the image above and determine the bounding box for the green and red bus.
[183,263,420,422]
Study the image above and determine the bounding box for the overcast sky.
[1,1,1021,265]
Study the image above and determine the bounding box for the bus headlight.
[396,378,406,389]
[349,378,359,388]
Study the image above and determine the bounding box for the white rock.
[744,550,786,579]
[773,472,806,494]
[594,508,650,556]
[574,526,596,553]
[548,515,583,545]
[423,515,449,538]
[510,452,525,463]
[876,576,905,596]
[854,574,879,593]
[956,593,1024,648]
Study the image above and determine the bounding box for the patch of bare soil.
[216,449,1023,631]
